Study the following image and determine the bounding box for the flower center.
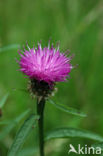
[28,79,55,99]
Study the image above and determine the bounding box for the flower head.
[19,43,73,84]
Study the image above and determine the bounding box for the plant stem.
[37,97,45,156]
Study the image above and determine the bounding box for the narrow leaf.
[8,115,39,156]
[0,93,9,108]
[45,127,103,142]
[0,122,16,140]
[0,44,20,53]
[15,109,31,123]
[0,109,31,140]
[49,99,86,117]
[0,120,11,125]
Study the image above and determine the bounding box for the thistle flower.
[18,42,73,98]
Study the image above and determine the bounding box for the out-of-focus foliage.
[0,94,8,109]
[0,109,31,141]
[0,0,103,155]
[0,44,20,53]
[8,115,39,156]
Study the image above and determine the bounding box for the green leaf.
[15,109,31,123]
[0,93,9,108]
[0,122,16,141]
[48,99,86,117]
[45,127,103,142]
[0,109,31,140]
[0,120,11,125]
[8,114,39,156]
[0,44,20,53]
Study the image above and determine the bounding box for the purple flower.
[18,43,73,83]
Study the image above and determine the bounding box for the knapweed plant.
[19,42,72,156]
[8,42,103,156]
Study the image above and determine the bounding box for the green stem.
[37,97,45,156]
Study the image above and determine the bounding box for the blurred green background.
[0,0,103,155]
